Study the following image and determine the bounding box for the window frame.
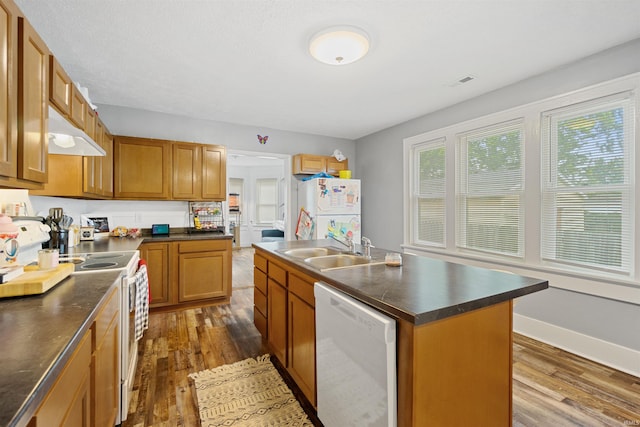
[455,119,526,258]
[255,177,278,225]
[403,73,640,302]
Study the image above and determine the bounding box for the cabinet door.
[202,144,226,200]
[101,132,114,197]
[0,0,18,178]
[17,17,48,183]
[49,56,71,116]
[83,119,103,195]
[93,287,120,427]
[177,248,229,301]
[140,242,171,307]
[114,136,171,199]
[172,142,201,200]
[326,157,348,176]
[84,105,95,141]
[32,329,92,427]
[30,154,83,197]
[267,278,287,365]
[292,154,325,175]
[288,292,316,406]
[69,84,86,129]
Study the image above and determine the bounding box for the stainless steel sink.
[282,247,343,259]
[304,254,384,271]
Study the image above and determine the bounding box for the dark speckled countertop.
[0,271,122,427]
[0,232,231,427]
[253,240,549,325]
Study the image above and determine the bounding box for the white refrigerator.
[297,178,361,241]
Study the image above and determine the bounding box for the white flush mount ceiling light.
[309,26,370,65]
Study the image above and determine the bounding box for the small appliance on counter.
[188,201,225,234]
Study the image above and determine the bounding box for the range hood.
[47,107,106,156]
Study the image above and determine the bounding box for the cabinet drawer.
[254,287,267,316]
[254,267,267,294]
[254,253,267,273]
[254,307,267,337]
[94,286,119,344]
[177,239,228,253]
[289,273,315,307]
[268,261,287,286]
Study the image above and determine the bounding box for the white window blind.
[412,140,446,245]
[256,178,277,224]
[456,120,524,257]
[541,93,634,274]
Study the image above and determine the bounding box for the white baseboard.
[513,313,640,378]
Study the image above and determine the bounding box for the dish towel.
[134,264,149,341]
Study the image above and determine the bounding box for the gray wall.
[355,38,640,354]
[96,104,356,164]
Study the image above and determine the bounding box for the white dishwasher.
[314,282,397,427]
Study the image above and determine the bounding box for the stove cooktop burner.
[80,262,119,270]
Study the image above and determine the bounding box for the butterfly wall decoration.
[257,134,269,145]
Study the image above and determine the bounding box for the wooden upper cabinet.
[172,142,226,201]
[48,55,71,116]
[69,84,86,129]
[202,144,226,200]
[17,16,49,183]
[293,154,325,174]
[84,104,95,141]
[172,142,201,200]
[114,135,171,199]
[326,157,349,175]
[101,132,113,197]
[292,153,348,177]
[0,0,18,178]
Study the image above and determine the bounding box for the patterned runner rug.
[189,355,314,426]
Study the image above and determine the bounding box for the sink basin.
[304,254,382,271]
[282,247,343,259]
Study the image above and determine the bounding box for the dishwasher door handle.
[330,296,359,320]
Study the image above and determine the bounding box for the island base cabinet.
[30,329,92,427]
[267,278,287,365]
[397,300,513,427]
[287,292,316,406]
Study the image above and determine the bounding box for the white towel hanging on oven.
[133,264,149,341]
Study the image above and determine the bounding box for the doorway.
[226,150,291,247]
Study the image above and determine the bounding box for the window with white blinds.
[413,140,446,246]
[256,178,277,224]
[541,93,635,274]
[456,120,524,257]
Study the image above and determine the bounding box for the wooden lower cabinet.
[31,285,120,427]
[287,290,316,405]
[175,239,231,302]
[254,249,317,406]
[140,242,171,307]
[92,285,120,427]
[253,256,268,337]
[267,278,287,365]
[143,238,232,310]
[30,329,92,427]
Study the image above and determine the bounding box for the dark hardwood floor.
[122,247,640,427]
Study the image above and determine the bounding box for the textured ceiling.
[14,0,640,140]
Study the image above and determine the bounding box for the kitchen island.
[253,239,549,427]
